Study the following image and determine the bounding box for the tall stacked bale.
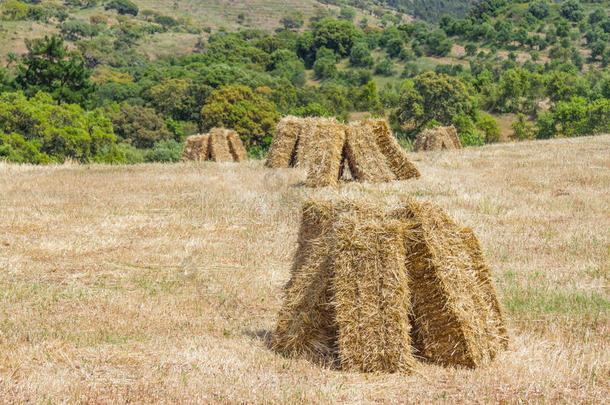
[362,119,420,180]
[208,128,235,163]
[265,116,303,168]
[181,134,209,162]
[226,130,248,162]
[344,122,396,183]
[397,200,508,367]
[304,122,347,188]
[273,194,507,372]
[265,116,420,187]
[413,126,462,152]
[332,211,417,373]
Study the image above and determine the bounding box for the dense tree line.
[0,0,609,164]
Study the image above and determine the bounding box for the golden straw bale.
[361,119,420,180]
[332,214,417,373]
[207,128,233,162]
[344,122,395,183]
[295,117,339,170]
[272,201,339,365]
[304,122,347,187]
[274,192,507,372]
[413,126,462,152]
[181,134,209,162]
[265,116,303,168]
[397,200,507,368]
[226,130,248,162]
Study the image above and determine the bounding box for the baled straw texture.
[362,119,420,180]
[181,134,209,162]
[332,210,417,373]
[273,192,507,372]
[208,128,234,163]
[226,130,248,162]
[272,201,339,366]
[265,116,303,168]
[398,200,507,368]
[296,117,339,170]
[344,122,395,183]
[413,126,462,152]
[304,122,347,188]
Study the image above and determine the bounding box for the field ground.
[1,136,609,403]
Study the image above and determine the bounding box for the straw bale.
[208,128,233,162]
[272,201,339,365]
[181,134,209,162]
[226,130,248,162]
[344,122,395,183]
[332,214,417,373]
[413,126,461,152]
[273,193,507,371]
[304,122,347,188]
[398,200,507,368]
[295,117,340,170]
[265,116,302,168]
[362,119,420,180]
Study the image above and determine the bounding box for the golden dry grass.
[0,135,609,403]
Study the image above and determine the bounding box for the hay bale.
[362,119,420,180]
[181,134,209,162]
[272,201,339,365]
[413,126,462,152]
[265,116,303,168]
[226,130,248,162]
[398,200,507,368]
[332,213,417,373]
[207,128,234,162]
[344,122,395,183]
[304,122,347,188]
[273,193,507,372]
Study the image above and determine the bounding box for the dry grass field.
[1,136,608,403]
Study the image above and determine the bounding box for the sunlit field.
[1,136,608,403]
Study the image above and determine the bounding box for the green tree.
[349,42,374,67]
[313,56,337,79]
[395,72,476,135]
[16,36,95,107]
[105,0,138,16]
[0,91,120,163]
[312,18,357,57]
[560,0,584,22]
[280,12,304,30]
[200,86,279,148]
[106,103,173,148]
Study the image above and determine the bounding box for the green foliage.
[105,0,138,16]
[314,56,338,79]
[280,11,304,30]
[511,113,535,140]
[476,112,501,143]
[528,1,550,20]
[311,18,357,57]
[374,57,395,76]
[349,42,374,67]
[0,92,120,163]
[458,129,485,147]
[560,0,584,22]
[144,139,182,162]
[16,36,95,107]
[395,72,476,136]
[106,103,172,148]
[200,86,280,148]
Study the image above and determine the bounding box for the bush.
[144,139,183,162]
[0,92,121,163]
[201,86,279,148]
[375,57,395,76]
[459,130,485,147]
[511,113,535,140]
[476,112,501,143]
[349,42,374,67]
[105,0,138,16]
[106,103,173,148]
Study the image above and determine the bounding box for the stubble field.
[0,136,608,403]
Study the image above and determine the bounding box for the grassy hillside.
[1,135,608,402]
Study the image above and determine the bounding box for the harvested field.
[0,135,608,402]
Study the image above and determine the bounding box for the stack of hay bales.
[181,128,248,163]
[265,116,419,187]
[273,193,508,373]
[413,126,462,152]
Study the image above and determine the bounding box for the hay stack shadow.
[272,194,508,373]
[182,128,248,162]
[413,126,462,152]
[265,117,420,187]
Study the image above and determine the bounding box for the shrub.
[105,0,138,16]
[201,86,280,148]
[144,139,183,163]
[106,103,173,148]
[459,129,485,147]
[476,112,501,143]
[511,113,535,140]
[0,92,120,163]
